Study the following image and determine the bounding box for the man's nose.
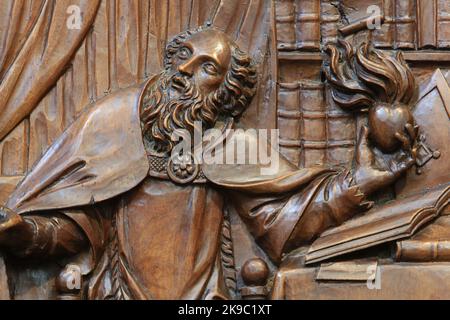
[178,59,195,77]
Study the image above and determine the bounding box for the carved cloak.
[6,77,332,216]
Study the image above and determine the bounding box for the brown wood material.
[272,263,450,300]
[0,0,448,300]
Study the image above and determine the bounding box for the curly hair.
[164,27,258,118]
[323,39,416,110]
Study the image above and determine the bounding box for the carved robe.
[4,77,369,300]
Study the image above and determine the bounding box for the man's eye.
[203,62,218,75]
[177,47,191,60]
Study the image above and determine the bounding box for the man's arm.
[0,208,88,259]
[228,169,371,263]
[228,125,417,264]
[282,169,372,252]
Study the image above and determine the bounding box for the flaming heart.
[369,103,415,153]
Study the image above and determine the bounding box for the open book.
[305,69,450,265]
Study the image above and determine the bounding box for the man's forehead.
[183,30,232,66]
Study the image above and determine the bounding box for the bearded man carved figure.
[0,28,416,300]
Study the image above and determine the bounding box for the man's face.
[170,29,232,97]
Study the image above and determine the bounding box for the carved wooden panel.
[0,0,449,301]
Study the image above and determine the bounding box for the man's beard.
[140,71,220,152]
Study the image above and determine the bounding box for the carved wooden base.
[271,262,450,300]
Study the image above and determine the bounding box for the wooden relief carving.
[0,0,448,301]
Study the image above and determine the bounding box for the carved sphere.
[369,103,415,153]
[241,258,269,286]
[56,265,82,294]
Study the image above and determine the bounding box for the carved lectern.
[0,0,448,300]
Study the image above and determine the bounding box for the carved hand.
[354,124,418,196]
[0,207,34,251]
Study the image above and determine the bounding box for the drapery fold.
[0,0,45,80]
[0,0,101,141]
